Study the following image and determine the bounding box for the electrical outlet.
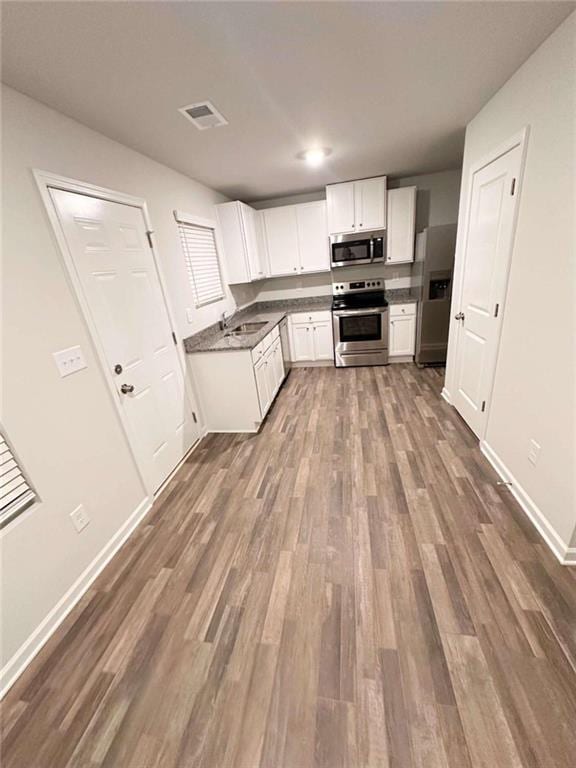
[70,504,90,533]
[527,439,541,466]
[53,345,87,378]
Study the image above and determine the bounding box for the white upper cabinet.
[242,204,268,280]
[326,176,387,235]
[263,201,330,278]
[262,206,300,276]
[216,201,267,284]
[296,201,329,274]
[386,186,417,264]
[326,182,356,235]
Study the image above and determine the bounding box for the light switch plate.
[70,504,90,533]
[53,345,87,377]
[186,308,195,324]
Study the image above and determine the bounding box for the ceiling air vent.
[179,101,228,130]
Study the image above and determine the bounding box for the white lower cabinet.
[191,324,287,432]
[289,311,333,363]
[389,303,417,358]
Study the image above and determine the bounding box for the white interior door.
[452,144,522,436]
[50,188,198,492]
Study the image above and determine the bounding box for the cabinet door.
[389,315,416,356]
[326,182,356,235]
[355,177,386,232]
[312,320,334,361]
[263,206,299,277]
[272,339,285,391]
[254,210,270,278]
[240,203,267,280]
[296,201,329,274]
[386,186,416,264]
[254,357,271,416]
[290,323,314,362]
[216,201,251,284]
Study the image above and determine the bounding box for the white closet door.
[50,189,198,492]
[452,144,522,436]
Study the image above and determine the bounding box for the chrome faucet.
[219,311,229,331]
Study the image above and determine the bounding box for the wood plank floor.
[2,365,576,768]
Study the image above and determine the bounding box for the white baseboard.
[441,387,452,405]
[389,355,414,364]
[0,495,152,699]
[291,360,333,368]
[480,441,573,566]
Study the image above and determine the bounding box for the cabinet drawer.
[389,302,417,317]
[290,310,331,325]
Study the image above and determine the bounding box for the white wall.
[251,169,462,301]
[445,13,576,557]
[0,85,237,686]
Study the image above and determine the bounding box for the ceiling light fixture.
[299,147,332,168]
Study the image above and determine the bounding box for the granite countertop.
[184,295,332,353]
[384,287,420,304]
[184,289,419,354]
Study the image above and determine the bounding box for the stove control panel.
[333,279,383,295]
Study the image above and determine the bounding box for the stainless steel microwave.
[330,229,386,268]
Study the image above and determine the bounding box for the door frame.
[33,169,200,497]
[446,127,529,438]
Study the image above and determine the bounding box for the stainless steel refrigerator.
[413,224,457,365]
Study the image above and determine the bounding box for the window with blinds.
[1,428,37,528]
[177,219,224,308]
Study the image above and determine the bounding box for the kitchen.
[1,4,575,767]
[185,172,459,432]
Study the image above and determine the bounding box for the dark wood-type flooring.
[2,365,576,768]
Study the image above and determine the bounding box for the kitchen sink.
[225,321,267,336]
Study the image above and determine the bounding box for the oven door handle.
[333,307,386,316]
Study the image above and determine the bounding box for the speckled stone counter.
[183,295,332,353]
[384,287,420,304]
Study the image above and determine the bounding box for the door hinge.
[172,331,177,345]
[494,303,499,318]
[510,178,516,196]
[192,411,197,424]
[146,230,154,248]
[481,400,486,413]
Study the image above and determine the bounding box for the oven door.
[331,238,373,268]
[333,308,388,352]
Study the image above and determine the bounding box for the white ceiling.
[2,2,573,200]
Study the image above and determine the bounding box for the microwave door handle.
[369,239,374,263]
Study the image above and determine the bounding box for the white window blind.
[177,219,224,308]
[0,429,36,528]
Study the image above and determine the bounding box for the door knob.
[120,384,135,394]
[454,312,465,321]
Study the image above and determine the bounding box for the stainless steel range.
[332,279,389,367]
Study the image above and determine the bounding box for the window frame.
[174,209,226,309]
[0,425,38,529]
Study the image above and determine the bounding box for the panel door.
[355,177,386,231]
[326,182,356,235]
[50,189,198,492]
[271,338,285,390]
[290,323,314,362]
[240,203,267,281]
[296,201,329,274]
[263,206,300,276]
[254,356,271,417]
[453,144,522,436]
[389,315,416,356]
[386,186,416,264]
[312,321,334,361]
